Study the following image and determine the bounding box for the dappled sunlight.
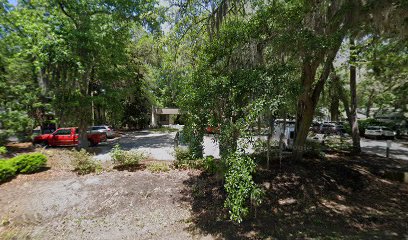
[181,152,408,239]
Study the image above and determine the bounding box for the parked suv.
[365,126,396,139]
[89,125,115,138]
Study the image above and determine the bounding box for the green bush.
[0,146,7,155]
[202,156,217,174]
[110,144,144,167]
[71,149,102,175]
[224,152,263,223]
[304,141,325,159]
[325,136,352,151]
[11,153,47,173]
[0,160,17,182]
[173,147,200,169]
[0,153,47,182]
[174,147,192,162]
[147,162,170,172]
[150,127,178,133]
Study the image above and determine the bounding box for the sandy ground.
[0,169,214,240]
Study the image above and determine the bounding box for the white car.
[365,126,396,139]
[89,125,115,138]
[307,133,326,144]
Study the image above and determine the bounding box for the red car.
[205,126,220,134]
[33,128,107,147]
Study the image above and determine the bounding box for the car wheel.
[34,141,47,148]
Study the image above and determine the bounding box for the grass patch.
[147,162,170,172]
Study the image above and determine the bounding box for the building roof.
[154,108,180,115]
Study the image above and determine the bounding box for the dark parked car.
[310,122,321,133]
[320,123,336,134]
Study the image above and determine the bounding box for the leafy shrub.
[173,147,202,169]
[110,144,144,167]
[203,156,227,177]
[174,147,192,162]
[325,136,352,151]
[147,162,170,172]
[0,153,47,182]
[0,160,17,182]
[303,141,325,159]
[150,127,178,133]
[224,152,262,223]
[0,146,7,155]
[252,139,279,154]
[71,149,102,175]
[202,156,217,174]
[11,153,47,173]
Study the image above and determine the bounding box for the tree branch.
[57,1,78,29]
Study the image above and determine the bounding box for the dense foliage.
[224,152,262,223]
[0,0,163,143]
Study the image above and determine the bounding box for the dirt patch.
[3,142,35,158]
[0,169,208,240]
[182,153,408,239]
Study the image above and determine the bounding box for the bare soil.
[1,146,408,239]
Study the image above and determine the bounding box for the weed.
[110,144,145,167]
[147,162,170,172]
[71,149,102,175]
[173,147,202,169]
[1,215,10,226]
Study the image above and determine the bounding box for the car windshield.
[91,126,106,130]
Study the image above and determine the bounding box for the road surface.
[361,138,408,160]
[93,130,408,161]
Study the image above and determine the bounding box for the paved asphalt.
[93,130,408,161]
[361,138,408,160]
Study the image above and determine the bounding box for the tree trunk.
[293,98,315,160]
[77,67,92,148]
[349,38,361,153]
[266,115,274,170]
[292,40,342,161]
[365,89,375,118]
[330,97,340,122]
[279,115,286,168]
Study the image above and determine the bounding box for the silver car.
[89,125,115,138]
[365,126,396,139]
